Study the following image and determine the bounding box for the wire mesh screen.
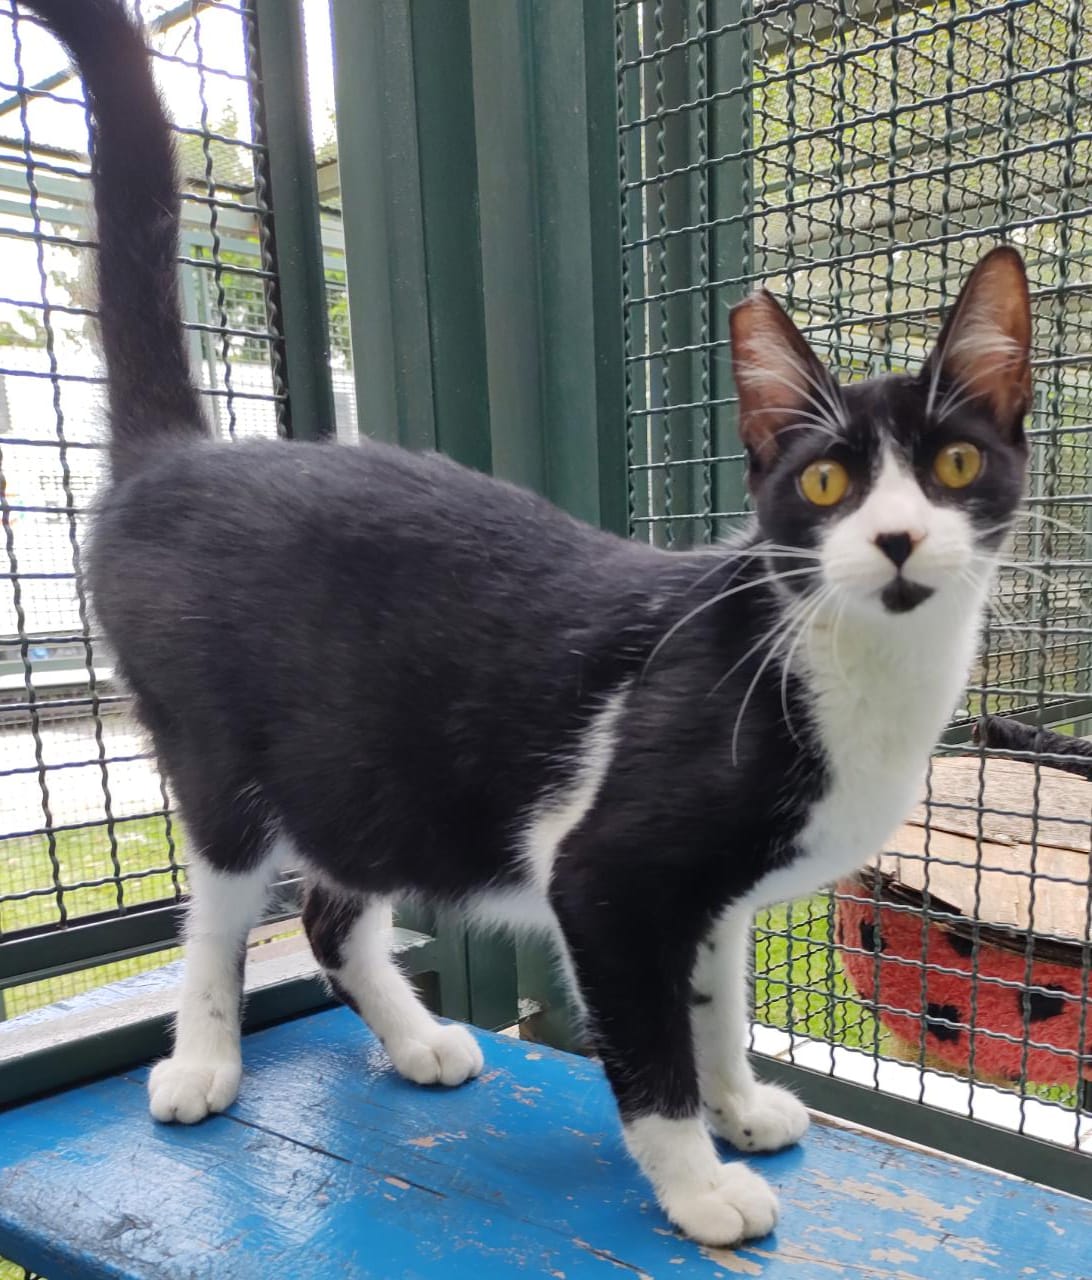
[617,0,1092,1151]
[0,0,348,1023]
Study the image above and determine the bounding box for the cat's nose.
[874,531,919,568]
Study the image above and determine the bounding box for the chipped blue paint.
[1,1008,1090,1278]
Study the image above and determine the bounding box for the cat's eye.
[933,442,982,489]
[799,460,849,507]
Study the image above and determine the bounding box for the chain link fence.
[0,0,350,1037]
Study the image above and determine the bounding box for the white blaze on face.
[818,445,978,609]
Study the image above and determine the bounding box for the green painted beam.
[409,0,492,474]
[709,0,752,534]
[0,902,185,990]
[526,0,628,535]
[467,0,546,494]
[329,0,436,450]
[248,0,336,441]
[329,0,630,1039]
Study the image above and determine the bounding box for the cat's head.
[730,247,1031,618]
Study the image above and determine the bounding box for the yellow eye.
[799,459,850,507]
[933,442,983,489]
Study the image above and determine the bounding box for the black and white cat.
[33,0,1031,1249]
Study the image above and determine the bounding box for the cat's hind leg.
[149,851,278,1123]
[302,882,483,1086]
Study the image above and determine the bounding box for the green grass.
[0,816,187,1020]
[754,895,886,1055]
[0,814,186,931]
[753,895,1079,1111]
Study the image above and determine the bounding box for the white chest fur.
[745,587,986,909]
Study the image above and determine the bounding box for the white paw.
[662,1162,779,1247]
[148,1054,242,1124]
[387,1023,484,1087]
[707,1082,809,1152]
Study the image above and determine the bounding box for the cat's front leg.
[551,874,778,1247]
[692,906,809,1152]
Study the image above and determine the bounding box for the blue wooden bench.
[2,1005,1090,1278]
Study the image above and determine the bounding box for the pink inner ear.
[930,248,1032,428]
[730,291,841,462]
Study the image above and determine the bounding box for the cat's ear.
[922,246,1032,436]
[729,289,842,470]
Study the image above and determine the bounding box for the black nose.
[875,532,914,568]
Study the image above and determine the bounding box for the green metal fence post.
[330,0,517,1031]
[328,2,435,449]
[331,0,627,1043]
[248,0,337,441]
[492,0,627,1044]
[709,0,752,534]
[526,0,629,537]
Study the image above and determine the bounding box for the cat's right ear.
[921,245,1032,438]
[729,290,842,475]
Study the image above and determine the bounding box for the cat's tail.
[27,0,207,479]
[974,714,1092,781]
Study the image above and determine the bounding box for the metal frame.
[758,1055,1092,1201]
[247,0,337,441]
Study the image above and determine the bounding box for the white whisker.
[778,585,836,747]
[727,586,825,766]
[749,416,844,445]
[829,589,851,690]
[709,594,807,698]
[643,565,820,677]
[1015,508,1091,540]
[682,542,822,602]
[728,626,796,766]
[936,347,1022,423]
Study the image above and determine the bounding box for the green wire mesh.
[617,0,1092,1149]
[0,0,347,1023]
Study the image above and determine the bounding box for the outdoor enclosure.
[0,8,1090,1275]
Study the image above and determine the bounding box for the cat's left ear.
[729,288,842,473]
[922,245,1032,437]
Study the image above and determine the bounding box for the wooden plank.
[881,825,1091,946]
[876,755,1092,945]
[909,756,1092,854]
[2,1007,1091,1278]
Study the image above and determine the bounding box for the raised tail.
[27,0,207,478]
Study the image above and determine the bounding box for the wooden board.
[908,755,1091,854]
[880,825,1091,947]
[878,755,1092,946]
[3,1007,1092,1278]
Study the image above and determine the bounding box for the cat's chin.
[879,577,935,614]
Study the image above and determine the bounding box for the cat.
[30,0,1031,1248]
